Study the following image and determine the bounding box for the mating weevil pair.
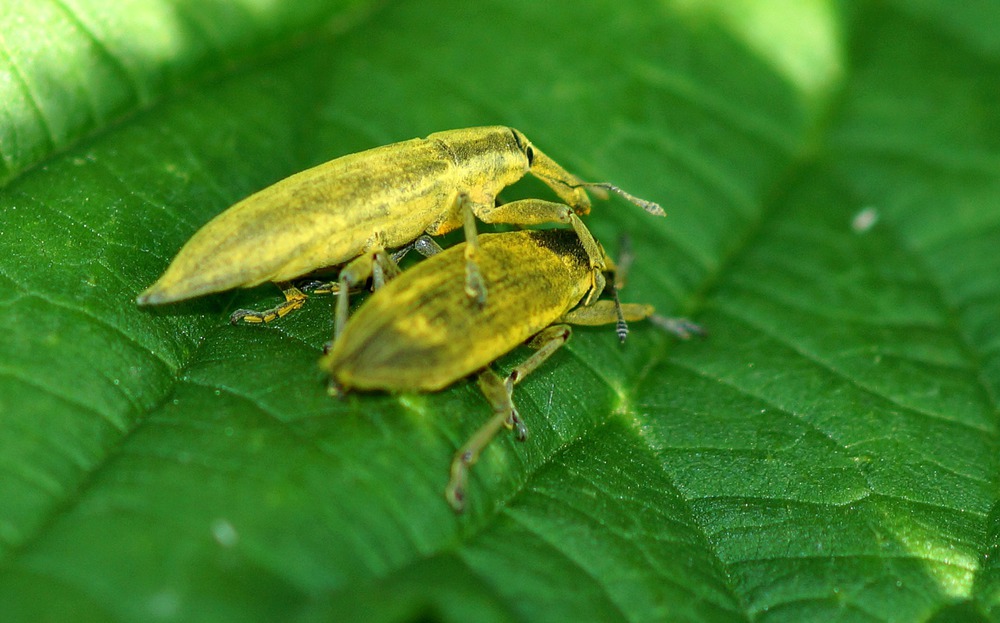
[137,126,700,511]
[137,126,662,338]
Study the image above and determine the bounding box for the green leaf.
[2,1,999,622]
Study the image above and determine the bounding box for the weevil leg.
[560,301,705,341]
[445,326,572,512]
[391,234,444,264]
[562,300,652,326]
[333,249,379,340]
[230,283,308,324]
[371,248,401,291]
[456,193,487,306]
[476,200,607,304]
[446,368,517,512]
[568,213,607,305]
[297,279,340,295]
[508,325,573,387]
[649,315,707,340]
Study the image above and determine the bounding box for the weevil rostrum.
[320,225,702,511]
[136,126,665,336]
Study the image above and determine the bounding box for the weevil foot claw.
[508,411,529,441]
[446,484,466,513]
[229,309,261,324]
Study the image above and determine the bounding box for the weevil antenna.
[559,180,665,216]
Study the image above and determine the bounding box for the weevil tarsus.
[326,377,346,398]
[297,280,341,296]
[229,283,308,324]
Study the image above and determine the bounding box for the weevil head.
[510,128,592,215]
[508,127,534,169]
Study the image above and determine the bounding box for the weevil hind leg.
[230,282,308,324]
[445,325,572,512]
[446,368,518,512]
[510,324,572,385]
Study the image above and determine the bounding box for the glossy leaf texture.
[1,1,999,622]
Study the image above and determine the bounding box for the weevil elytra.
[319,226,701,511]
[136,126,664,335]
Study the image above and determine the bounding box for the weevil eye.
[525,145,535,165]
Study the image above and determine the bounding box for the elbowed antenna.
[535,175,665,217]
[573,182,665,217]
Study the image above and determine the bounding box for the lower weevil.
[320,224,702,511]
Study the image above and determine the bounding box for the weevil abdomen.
[137,138,456,305]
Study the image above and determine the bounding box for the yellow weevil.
[320,225,701,511]
[136,126,664,336]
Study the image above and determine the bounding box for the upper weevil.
[319,225,702,512]
[136,126,664,336]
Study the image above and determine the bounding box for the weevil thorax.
[432,127,530,204]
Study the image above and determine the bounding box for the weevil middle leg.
[445,324,572,512]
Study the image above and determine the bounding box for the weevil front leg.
[475,199,607,303]
[445,194,601,307]
[455,193,488,306]
[561,300,705,341]
[230,282,308,324]
[445,324,572,512]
